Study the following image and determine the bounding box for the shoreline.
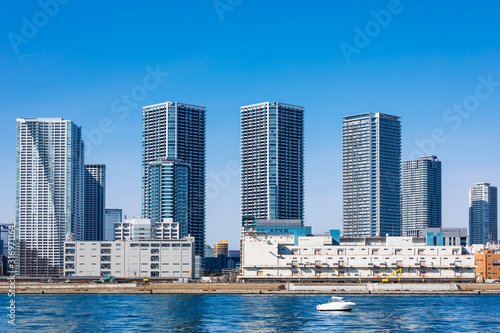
[3,282,500,295]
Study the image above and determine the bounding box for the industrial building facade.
[16,118,85,277]
[475,249,500,282]
[342,113,402,238]
[63,237,195,279]
[240,233,475,282]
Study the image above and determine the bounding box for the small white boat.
[316,296,356,311]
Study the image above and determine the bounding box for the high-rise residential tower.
[16,118,84,277]
[343,113,401,237]
[240,102,304,221]
[84,164,106,241]
[142,101,206,256]
[146,158,190,237]
[469,183,497,245]
[402,156,442,237]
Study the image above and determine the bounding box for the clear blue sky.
[1,1,500,248]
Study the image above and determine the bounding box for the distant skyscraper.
[342,113,401,237]
[104,208,122,241]
[402,156,442,237]
[469,183,497,245]
[0,224,12,256]
[240,102,304,221]
[214,240,229,257]
[16,118,84,277]
[84,164,105,241]
[142,101,206,256]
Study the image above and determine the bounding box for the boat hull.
[316,303,356,311]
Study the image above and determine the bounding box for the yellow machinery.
[143,274,150,283]
[382,268,402,283]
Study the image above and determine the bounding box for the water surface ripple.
[2,294,499,332]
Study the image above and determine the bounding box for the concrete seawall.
[2,282,500,295]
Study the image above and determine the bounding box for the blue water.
[2,294,500,332]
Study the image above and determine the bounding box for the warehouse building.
[240,231,475,282]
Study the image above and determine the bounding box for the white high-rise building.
[342,113,401,237]
[16,118,84,277]
[469,183,497,245]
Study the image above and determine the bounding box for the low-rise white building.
[114,218,155,241]
[240,232,476,282]
[64,237,194,279]
[114,218,181,241]
[155,218,181,239]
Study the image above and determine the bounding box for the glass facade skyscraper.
[104,208,122,241]
[16,118,84,277]
[469,182,497,245]
[146,158,190,238]
[84,164,106,241]
[240,102,304,221]
[402,156,442,237]
[342,113,401,237]
[142,101,205,256]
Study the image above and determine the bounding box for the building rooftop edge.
[17,117,66,121]
[240,102,305,109]
[343,113,401,120]
[142,101,206,109]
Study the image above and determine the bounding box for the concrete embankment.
[2,282,500,295]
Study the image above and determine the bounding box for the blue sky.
[1,1,499,248]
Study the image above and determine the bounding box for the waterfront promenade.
[2,282,500,295]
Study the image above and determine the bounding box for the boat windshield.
[329,297,346,303]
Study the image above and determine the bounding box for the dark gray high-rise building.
[84,164,106,241]
[343,113,401,237]
[142,101,206,256]
[469,183,497,245]
[16,118,84,277]
[240,102,304,221]
[402,156,442,237]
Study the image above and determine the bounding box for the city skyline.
[2,2,500,247]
